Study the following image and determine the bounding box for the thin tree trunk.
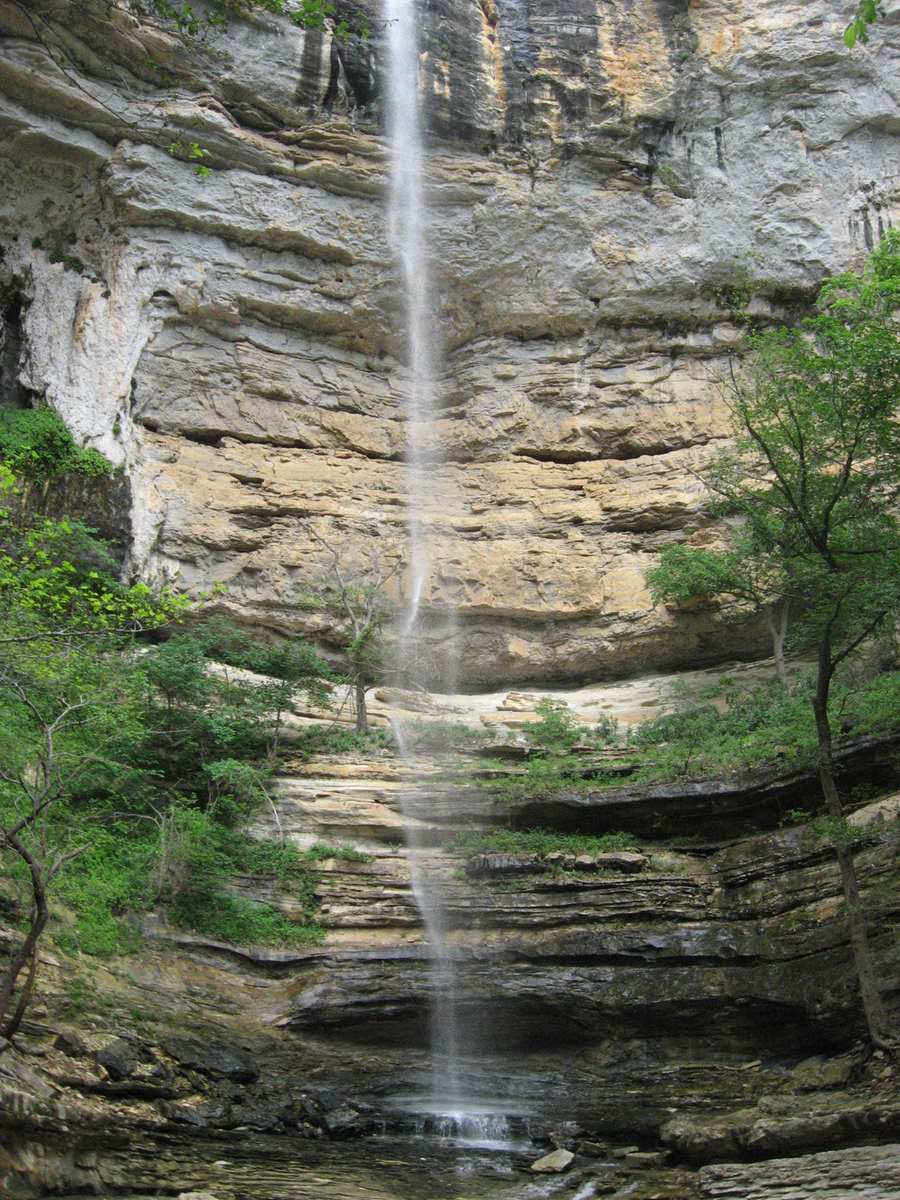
[0,900,47,1037]
[765,600,790,687]
[3,938,41,1040]
[355,680,368,733]
[813,649,890,1046]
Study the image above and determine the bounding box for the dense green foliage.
[293,724,396,759]
[0,435,345,995]
[709,235,900,646]
[0,407,111,481]
[646,543,746,607]
[627,679,817,778]
[529,697,583,753]
[135,0,367,44]
[645,235,900,1044]
[631,669,900,781]
[469,664,900,797]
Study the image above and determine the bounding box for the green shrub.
[167,890,325,948]
[528,698,582,752]
[627,679,817,779]
[840,670,900,737]
[298,842,374,863]
[0,406,111,480]
[591,713,620,746]
[54,824,154,956]
[294,725,395,758]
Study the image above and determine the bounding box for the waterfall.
[384,0,439,639]
[382,0,463,1114]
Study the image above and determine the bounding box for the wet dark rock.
[58,1076,181,1100]
[163,1099,233,1128]
[466,852,542,877]
[54,1031,87,1058]
[236,1092,297,1131]
[164,1036,260,1084]
[95,1039,137,1081]
[293,1092,325,1120]
[320,1103,371,1139]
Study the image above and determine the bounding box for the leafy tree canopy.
[646,232,900,1046]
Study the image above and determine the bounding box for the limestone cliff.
[1,0,899,685]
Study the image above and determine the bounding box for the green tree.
[0,468,184,1036]
[647,539,793,685]
[652,235,900,1044]
[193,616,334,759]
[301,524,398,733]
[0,642,145,1035]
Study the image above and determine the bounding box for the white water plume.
[382,0,464,1113]
[388,715,462,1106]
[384,0,440,647]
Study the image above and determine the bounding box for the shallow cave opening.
[0,277,34,410]
[308,994,834,1060]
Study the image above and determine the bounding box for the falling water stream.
[382,0,513,1149]
[383,0,440,640]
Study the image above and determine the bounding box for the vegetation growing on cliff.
[645,233,900,1046]
[0,406,111,482]
[845,0,885,46]
[0,436,346,1036]
[299,523,399,733]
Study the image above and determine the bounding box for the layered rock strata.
[2,738,899,1192]
[246,760,900,1121]
[2,0,899,684]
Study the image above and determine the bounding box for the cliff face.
[1,0,899,686]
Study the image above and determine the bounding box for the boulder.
[465,853,542,877]
[789,1055,854,1092]
[164,1100,232,1129]
[95,1039,137,1081]
[543,851,577,870]
[594,852,649,874]
[321,1104,370,1139]
[54,1031,88,1058]
[164,1036,259,1083]
[531,1148,575,1173]
[577,1140,609,1158]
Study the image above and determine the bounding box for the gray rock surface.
[530,1147,575,1172]
[699,1143,900,1198]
